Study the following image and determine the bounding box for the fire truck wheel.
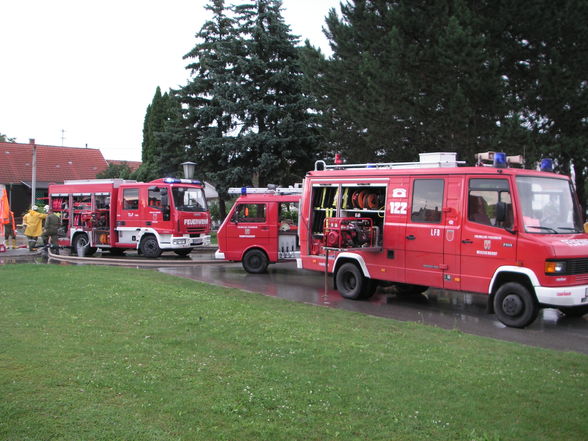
[140,236,162,258]
[336,263,370,300]
[174,248,193,257]
[494,282,539,328]
[73,234,96,257]
[558,305,588,317]
[242,249,268,274]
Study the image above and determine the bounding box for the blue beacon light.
[540,158,554,172]
[493,152,507,168]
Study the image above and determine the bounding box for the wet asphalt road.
[160,260,588,355]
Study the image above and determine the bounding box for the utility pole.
[61,129,66,146]
[30,139,37,208]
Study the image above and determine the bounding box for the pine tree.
[232,0,318,186]
[136,87,185,181]
[308,0,506,164]
[178,0,241,218]
[484,0,588,214]
[179,0,318,217]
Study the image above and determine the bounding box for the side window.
[468,179,513,229]
[148,188,162,209]
[411,179,444,223]
[233,204,266,223]
[123,188,139,210]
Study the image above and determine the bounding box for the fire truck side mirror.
[495,201,507,223]
[161,188,170,221]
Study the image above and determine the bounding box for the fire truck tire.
[493,282,539,328]
[72,234,96,257]
[140,236,162,258]
[558,305,588,317]
[242,249,268,274]
[174,248,193,257]
[336,262,372,300]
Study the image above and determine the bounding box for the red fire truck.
[216,152,588,328]
[215,186,302,273]
[49,178,210,257]
[296,152,588,327]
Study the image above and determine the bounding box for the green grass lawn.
[0,264,586,441]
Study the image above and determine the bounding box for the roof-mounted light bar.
[163,178,203,185]
[475,151,524,168]
[228,185,303,196]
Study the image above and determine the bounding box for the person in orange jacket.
[23,205,47,251]
[3,210,17,249]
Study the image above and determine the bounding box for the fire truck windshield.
[516,176,583,234]
[172,187,207,212]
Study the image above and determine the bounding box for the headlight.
[545,261,566,274]
[174,239,187,245]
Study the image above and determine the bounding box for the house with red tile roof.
[0,140,109,218]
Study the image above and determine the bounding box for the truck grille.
[564,258,588,275]
[187,228,206,234]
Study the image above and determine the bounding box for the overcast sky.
[0,0,340,161]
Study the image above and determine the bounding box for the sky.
[0,0,341,162]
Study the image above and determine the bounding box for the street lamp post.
[181,161,197,180]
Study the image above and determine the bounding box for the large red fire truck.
[215,186,302,273]
[49,178,210,257]
[217,152,588,328]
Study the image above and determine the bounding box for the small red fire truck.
[216,152,588,328]
[215,186,302,273]
[49,178,211,257]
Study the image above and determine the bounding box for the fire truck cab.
[215,186,302,273]
[49,178,211,257]
[297,152,588,328]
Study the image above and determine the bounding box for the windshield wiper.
[556,227,582,233]
[526,225,558,234]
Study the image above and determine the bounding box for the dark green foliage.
[0,132,16,143]
[306,0,507,164]
[302,0,586,213]
[484,0,588,214]
[136,87,186,182]
[96,162,133,179]
[178,0,318,217]
[232,0,319,186]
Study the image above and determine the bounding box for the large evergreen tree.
[232,0,318,186]
[306,0,506,164]
[179,0,318,218]
[483,0,588,214]
[136,87,185,181]
[177,0,241,218]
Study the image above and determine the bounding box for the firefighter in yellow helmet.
[23,205,47,251]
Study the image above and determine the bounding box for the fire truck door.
[460,177,516,294]
[227,202,271,259]
[441,176,463,290]
[404,178,446,288]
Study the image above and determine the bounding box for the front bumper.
[535,284,588,307]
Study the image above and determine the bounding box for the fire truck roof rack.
[315,152,465,171]
[228,184,303,196]
[63,179,137,185]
